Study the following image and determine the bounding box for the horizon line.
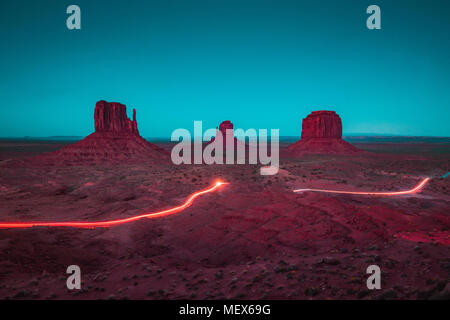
[1,134,450,140]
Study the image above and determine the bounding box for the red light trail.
[293,177,430,196]
[0,177,432,229]
[0,181,228,229]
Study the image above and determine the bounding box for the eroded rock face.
[287,110,360,156]
[29,100,168,165]
[301,111,342,139]
[94,100,139,135]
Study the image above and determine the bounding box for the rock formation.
[31,100,169,165]
[287,110,360,155]
[301,111,342,139]
[208,120,248,150]
[204,120,249,162]
[210,121,238,145]
[94,101,139,134]
[218,120,234,136]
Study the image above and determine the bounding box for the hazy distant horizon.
[1,133,449,141]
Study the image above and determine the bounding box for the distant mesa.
[31,100,168,165]
[287,110,360,155]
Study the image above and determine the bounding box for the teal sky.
[1,0,449,138]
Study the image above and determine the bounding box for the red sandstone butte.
[31,100,169,165]
[94,100,139,134]
[301,111,342,139]
[287,110,360,155]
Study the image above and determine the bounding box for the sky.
[0,0,449,138]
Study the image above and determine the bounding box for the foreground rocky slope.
[0,140,448,300]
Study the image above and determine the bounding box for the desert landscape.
[0,101,448,300]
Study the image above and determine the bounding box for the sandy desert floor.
[0,139,449,300]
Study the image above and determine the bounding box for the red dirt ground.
[0,139,448,300]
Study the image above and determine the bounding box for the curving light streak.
[293,177,430,196]
[0,180,228,229]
